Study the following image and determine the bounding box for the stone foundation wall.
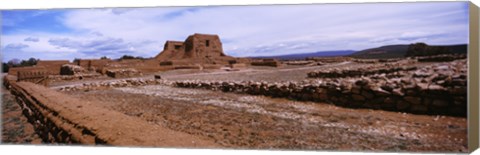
[174,60,467,117]
[307,63,417,78]
[416,54,467,62]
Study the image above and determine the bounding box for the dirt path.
[66,85,467,152]
[1,86,42,144]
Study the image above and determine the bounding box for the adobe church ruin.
[155,33,246,66]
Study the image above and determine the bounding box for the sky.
[1,2,469,62]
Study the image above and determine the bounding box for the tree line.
[2,58,39,73]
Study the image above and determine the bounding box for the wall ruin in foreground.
[2,78,217,147]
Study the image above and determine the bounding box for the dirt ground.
[1,86,42,144]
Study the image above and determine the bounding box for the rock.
[352,94,365,101]
[384,97,395,104]
[432,99,449,107]
[361,90,374,99]
[392,88,404,96]
[423,98,432,105]
[380,84,394,92]
[450,86,466,95]
[355,79,369,86]
[351,86,361,94]
[404,96,422,104]
[410,104,428,113]
[396,101,410,110]
[373,88,391,96]
[428,84,446,91]
[416,83,429,90]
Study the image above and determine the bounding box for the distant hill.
[349,45,409,59]
[350,44,467,59]
[252,50,356,60]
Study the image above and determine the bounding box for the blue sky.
[1,2,469,61]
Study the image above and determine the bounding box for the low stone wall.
[417,54,467,62]
[173,60,467,117]
[57,79,171,92]
[8,81,98,144]
[173,77,465,117]
[307,64,417,78]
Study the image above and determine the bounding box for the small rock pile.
[60,64,88,75]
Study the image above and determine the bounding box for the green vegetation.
[2,58,39,73]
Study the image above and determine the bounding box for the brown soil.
[1,86,42,144]
[65,85,467,152]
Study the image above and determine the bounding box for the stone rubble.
[60,64,88,75]
[58,79,173,92]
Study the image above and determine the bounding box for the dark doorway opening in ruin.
[174,45,181,50]
[206,40,210,47]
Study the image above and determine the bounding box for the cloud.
[47,36,154,58]
[24,37,40,42]
[4,43,29,50]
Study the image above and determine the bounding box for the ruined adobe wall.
[155,41,184,60]
[36,60,70,75]
[17,70,49,86]
[77,59,112,69]
[184,34,226,59]
[4,80,217,147]
[8,66,47,76]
